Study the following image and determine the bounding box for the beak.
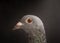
[13,22,24,30]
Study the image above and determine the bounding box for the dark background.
[0,0,60,43]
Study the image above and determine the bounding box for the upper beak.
[13,22,24,30]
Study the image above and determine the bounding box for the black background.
[0,0,60,43]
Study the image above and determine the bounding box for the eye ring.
[25,17,33,24]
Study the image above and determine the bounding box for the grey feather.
[13,15,47,43]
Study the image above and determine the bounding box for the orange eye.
[25,18,32,24]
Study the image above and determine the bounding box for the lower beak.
[13,22,24,30]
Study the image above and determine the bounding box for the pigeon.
[13,15,47,43]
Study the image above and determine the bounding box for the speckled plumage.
[13,15,47,43]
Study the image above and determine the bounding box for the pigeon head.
[13,15,44,33]
[12,15,46,43]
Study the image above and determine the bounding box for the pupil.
[27,19,32,23]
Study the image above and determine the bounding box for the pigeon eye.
[25,18,32,24]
